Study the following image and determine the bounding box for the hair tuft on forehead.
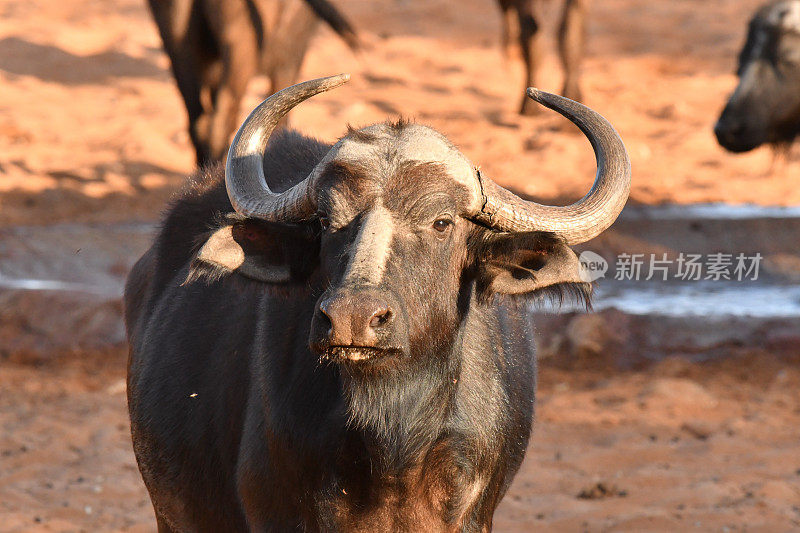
[345,124,379,144]
[386,117,413,132]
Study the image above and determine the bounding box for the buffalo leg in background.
[499,0,517,59]
[147,0,218,165]
[514,0,544,115]
[264,3,318,97]
[201,0,258,163]
[500,0,587,114]
[558,0,586,102]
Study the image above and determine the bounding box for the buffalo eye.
[318,215,331,232]
[433,217,453,234]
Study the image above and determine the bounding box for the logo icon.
[578,251,608,282]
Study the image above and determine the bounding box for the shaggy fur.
[126,127,590,532]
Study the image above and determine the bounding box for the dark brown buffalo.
[715,0,800,152]
[147,0,359,165]
[125,75,629,532]
[497,0,588,114]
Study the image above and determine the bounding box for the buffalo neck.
[334,282,497,475]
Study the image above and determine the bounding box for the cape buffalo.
[125,75,630,531]
[497,0,588,115]
[715,0,800,152]
[147,0,359,165]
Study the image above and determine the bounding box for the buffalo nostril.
[369,308,391,328]
[318,299,333,321]
[317,299,336,332]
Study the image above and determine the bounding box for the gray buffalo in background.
[715,0,800,153]
[147,0,359,165]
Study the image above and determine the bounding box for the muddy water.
[1,205,798,360]
[0,223,153,360]
[620,203,800,220]
[0,276,120,296]
[0,222,153,288]
[592,282,800,318]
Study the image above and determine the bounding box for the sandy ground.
[1,0,799,229]
[1,0,800,531]
[1,351,799,532]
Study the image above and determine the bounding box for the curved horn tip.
[301,73,351,94]
[325,72,351,86]
[525,87,573,107]
[525,87,561,111]
[526,87,543,101]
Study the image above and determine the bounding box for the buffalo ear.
[474,231,591,302]
[189,219,319,284]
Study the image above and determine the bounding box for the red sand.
[1,0,798,229]
[1,0,799,531]
[1,350,799,531]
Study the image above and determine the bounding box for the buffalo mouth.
[319,346,402,363]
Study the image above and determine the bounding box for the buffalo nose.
[715,120,737,136]
[714,119,745,150]
[318,294,393,347]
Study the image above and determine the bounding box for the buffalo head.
[715,1,800,152]
[193,74,630,368]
